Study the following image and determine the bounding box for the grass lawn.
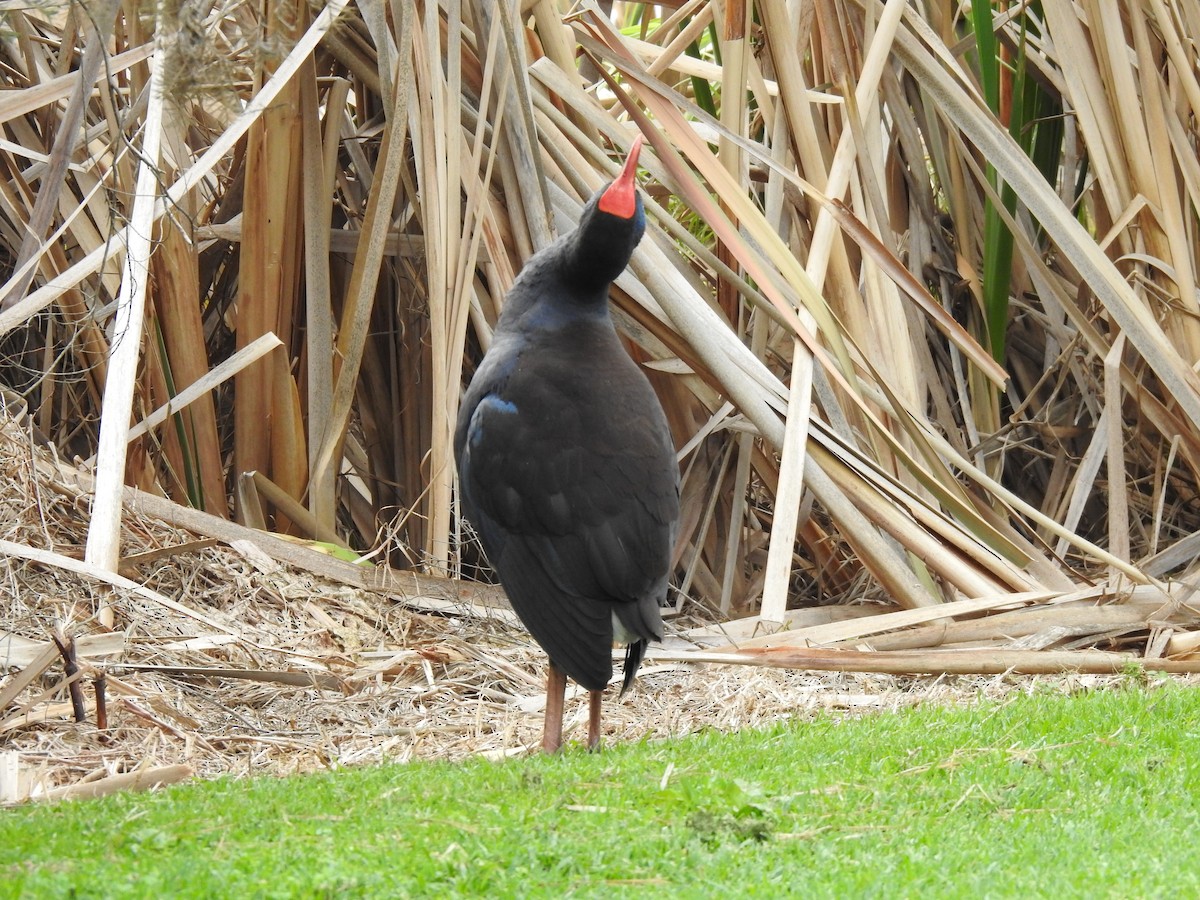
[2,678,1197,898]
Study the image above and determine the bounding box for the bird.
[454,135,680,753]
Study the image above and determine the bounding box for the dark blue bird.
[454,136,679,752]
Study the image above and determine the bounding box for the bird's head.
[560,135,647,294]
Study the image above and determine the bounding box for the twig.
[50,633,87,723]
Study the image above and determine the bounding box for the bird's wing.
[461,365,677,601]
[455,346,678,688]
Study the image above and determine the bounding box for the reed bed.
[3,1,1200,798]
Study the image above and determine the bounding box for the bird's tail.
[619,639,647,697]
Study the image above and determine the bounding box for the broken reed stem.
[651,646,1200,676]
[38,764,194,803]
[94,673,108,731]
[0,642,59,713]
[51,634,87,723]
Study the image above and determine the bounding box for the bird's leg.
[542,663,567,753]
[587,690,603,751]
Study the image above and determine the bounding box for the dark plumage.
[454,136,679,752]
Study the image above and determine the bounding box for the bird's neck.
[558,222,633,290]
[496,242,612,331]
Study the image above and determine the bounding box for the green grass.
[3,681,1198,898]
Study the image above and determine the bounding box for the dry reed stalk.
[652,646,1200,676]
[83,8,166,598]
[37,764,195,802]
